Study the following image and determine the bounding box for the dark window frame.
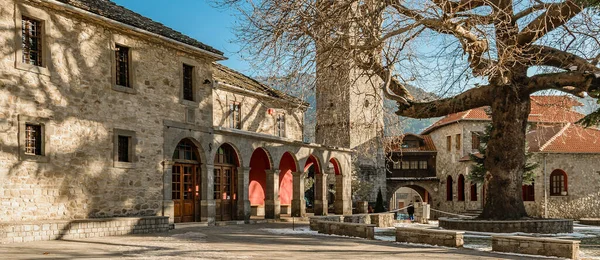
[229,102,241,129]
[113,129,136,168]
[24,123,43,155]
[21,16,43,67]
[446,136,452,152]
[182,63,195,102]
[275,113,286,137]
[550,170,568,196]
[522,183,535,201]
[115,44,130,88]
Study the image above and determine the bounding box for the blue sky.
[112,0,250,73]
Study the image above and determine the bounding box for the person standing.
[407,202,415,221]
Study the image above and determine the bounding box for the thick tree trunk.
[480,85,530,220]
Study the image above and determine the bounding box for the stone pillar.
[162,160,175,224]
[291,171,306,217]
[265,169,281,219]
[314,172,328,216]
[334,173,350,215]
[237,167,251,222]
[200,164,216,224]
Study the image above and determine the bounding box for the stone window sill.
[15,62,51,76]
[114,161,136,169]
[179,99,199,107]
[20,154,49,163]
[112,84,136,94]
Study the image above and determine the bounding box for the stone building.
[388,95,600,219]
[0,0,353,232]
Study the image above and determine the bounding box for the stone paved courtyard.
[0,222,548,259]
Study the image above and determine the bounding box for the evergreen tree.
[374,188,385,213]
[468,124,538,185]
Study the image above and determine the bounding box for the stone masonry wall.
[0,216,169,244]
[0,0,215,222]
[212,88,304,141]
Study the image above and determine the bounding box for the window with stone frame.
[115,44,130,87]
[472,132,481,150]
[229,102,241,129]
[113,129,135,168]
[455,134,461,150]
[182,64,194,101]
[275,113,286,137]
[21,16,43,66]
[24,123,43,155]
[446,136,451,151]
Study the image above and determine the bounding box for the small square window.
[24,124,42,155]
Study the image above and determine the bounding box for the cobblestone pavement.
[0,222,545,259]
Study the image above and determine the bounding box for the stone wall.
[395,227,464,247]
[580,218,600,226]
[439,218,574,234]
[317,221,375,239]
[0,0,216,222]
[212,88,304,141]
[0,216,169,244]
[309,215,343,230]
[492,235,580,259]
[369,213,394,227]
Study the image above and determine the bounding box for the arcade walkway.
[0,222,544,259]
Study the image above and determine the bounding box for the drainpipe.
[543,154,548,218]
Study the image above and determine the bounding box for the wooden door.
[214,166,237,221]
[173,164,200,223]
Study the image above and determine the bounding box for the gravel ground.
[0,222,545,259]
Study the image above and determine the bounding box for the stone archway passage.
[172,139,202,223]
[278,152,296,215]
[214,144,240,221]
[249,148,271,217]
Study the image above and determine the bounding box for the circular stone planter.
[439,217,573,234]
[580,218,600,226]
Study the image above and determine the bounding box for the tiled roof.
[386,134,437,152]
[421,95,585,134]
[532,123,600,153]
[213,63,308,105]
[54,0,223,56]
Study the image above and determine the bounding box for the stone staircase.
[459,209,482,218]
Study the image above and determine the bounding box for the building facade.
[0,0,352,225]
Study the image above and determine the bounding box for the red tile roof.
[534,123,600,153]
[422,95,585,134]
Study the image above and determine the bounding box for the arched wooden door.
[172,139,202,223]
[214,144,238,221]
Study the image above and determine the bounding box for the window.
[22,16,43,66]
[24,124,42,155]
[115,44,130,87]
[470,183,477,201]
[472,132,481,150]
[229,102,241,129]
[182,64,194,101]
[401,161,409,170]
[522,184,535,201]
[458,174,465,201]
[456,134,461,150]
[113,129,135,168]
[446,176,453,201]
[410,161,418,169]
[419,161,428,169]
[276,113,286,137]
[446,136,452,151]
[392,161,401,169]
[550,170,568,196]
[117,135,130,162]
[173,139,198,161]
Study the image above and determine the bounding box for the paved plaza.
[0,222,546,259]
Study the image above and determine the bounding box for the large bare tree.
[218,0,600,219]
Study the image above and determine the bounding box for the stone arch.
[165,134,207,164]
[213,142,242,167]
[279,151,298,206]
[249,147,272,207]
[304,154,322,174]
[170,137,204,223]
[386,182,436,211]
[328,157,342,175]
[213,142,241,221]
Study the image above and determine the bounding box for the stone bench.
[317,221,375,239]
[492,235,580,259]
[309,215,343,231]
[280,205,291,215]
[580,218,600,226]
[0,216,169,244]
[343,213,395,227]
[396,227,464,247]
